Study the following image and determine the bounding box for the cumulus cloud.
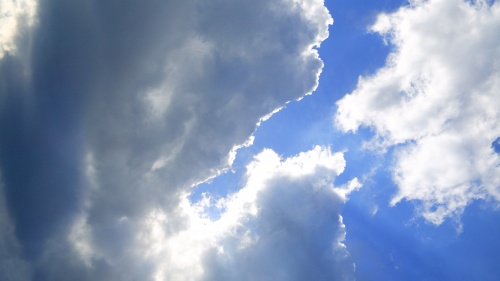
[144,146,358,281]
[335,0,500,224]
[0,0,334,279]
[198,147,359,281]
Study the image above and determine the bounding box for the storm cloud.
[0,0,333,279]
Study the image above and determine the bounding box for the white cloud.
[0,0,334,279]
[142,146,358,281]
[335,0,500,224]
[0,0,37,59]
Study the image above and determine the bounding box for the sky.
[0,0,499,280]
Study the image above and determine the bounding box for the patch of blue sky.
[345,187,500,281]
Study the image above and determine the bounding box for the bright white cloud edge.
[147,146,359,281]
[0,0,37,59]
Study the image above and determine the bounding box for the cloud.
[0,176,32,281]
[0,0,333,279]
[0,0,37,59]
[198,147,359,281]
[335,0,500,224]
[146,146,358,281]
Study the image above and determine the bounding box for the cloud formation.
[336,0,500,224]
[147,146,359,281]
[0,0,334,279]
[200,146,359,281]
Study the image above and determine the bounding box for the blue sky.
[0,0,499,280]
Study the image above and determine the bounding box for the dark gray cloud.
[0,177,32,281]
[0,0,333,279]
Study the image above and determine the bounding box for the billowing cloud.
[335,0,500,224]
[0,0,334,279]
[200,146,359,281]
[143,146,359,281]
